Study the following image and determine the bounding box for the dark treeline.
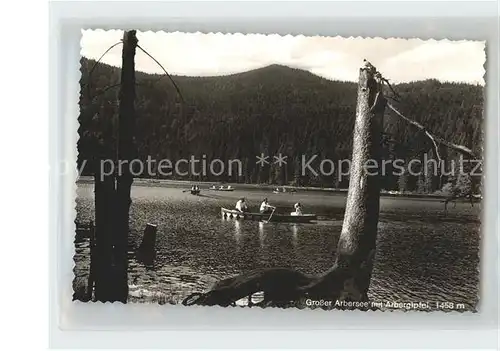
[78,58,483,193]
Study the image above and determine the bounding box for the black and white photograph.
[74,29,485,311]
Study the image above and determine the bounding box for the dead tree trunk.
[182,63,386,307]
[112,30,137,302]
[323,64,386,300]
[94,30,137,303]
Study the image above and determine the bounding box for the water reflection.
[258,221,265,248]
[291,224,298,248]
[74,183,481,308]
[234,219,242,250]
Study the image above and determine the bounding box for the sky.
[81,29,486,85]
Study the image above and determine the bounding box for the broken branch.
[387,103,478,159]
[137,44,185,103]
[381,78,401,101]
[85,41,123,98]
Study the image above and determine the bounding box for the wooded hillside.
[78,58,483,193]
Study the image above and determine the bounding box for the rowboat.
[221,207,317,223]
[191,189,201,195]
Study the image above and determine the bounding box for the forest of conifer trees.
[78,58,483,194]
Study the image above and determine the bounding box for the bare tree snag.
[93,30,138,303]
[182,63,386,308]
[113,30,138,302]
[330,64,386,301]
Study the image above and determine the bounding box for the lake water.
[74,183,481,310]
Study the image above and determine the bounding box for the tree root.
[181,264,365,308]
[182,268,312,307]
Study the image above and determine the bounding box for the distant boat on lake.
[209,185,235,192]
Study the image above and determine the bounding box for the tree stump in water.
[137,223,157,265]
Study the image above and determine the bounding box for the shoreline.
[75,176,479,201]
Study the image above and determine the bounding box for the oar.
[264,206,276,223]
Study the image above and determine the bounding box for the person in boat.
[219,185,224,190]
[191,185,196,191]
[260,198,275,214]
[211,185,216,190]
[235,197,248,213]
[227,185,232,190]
[291,202,303,216]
